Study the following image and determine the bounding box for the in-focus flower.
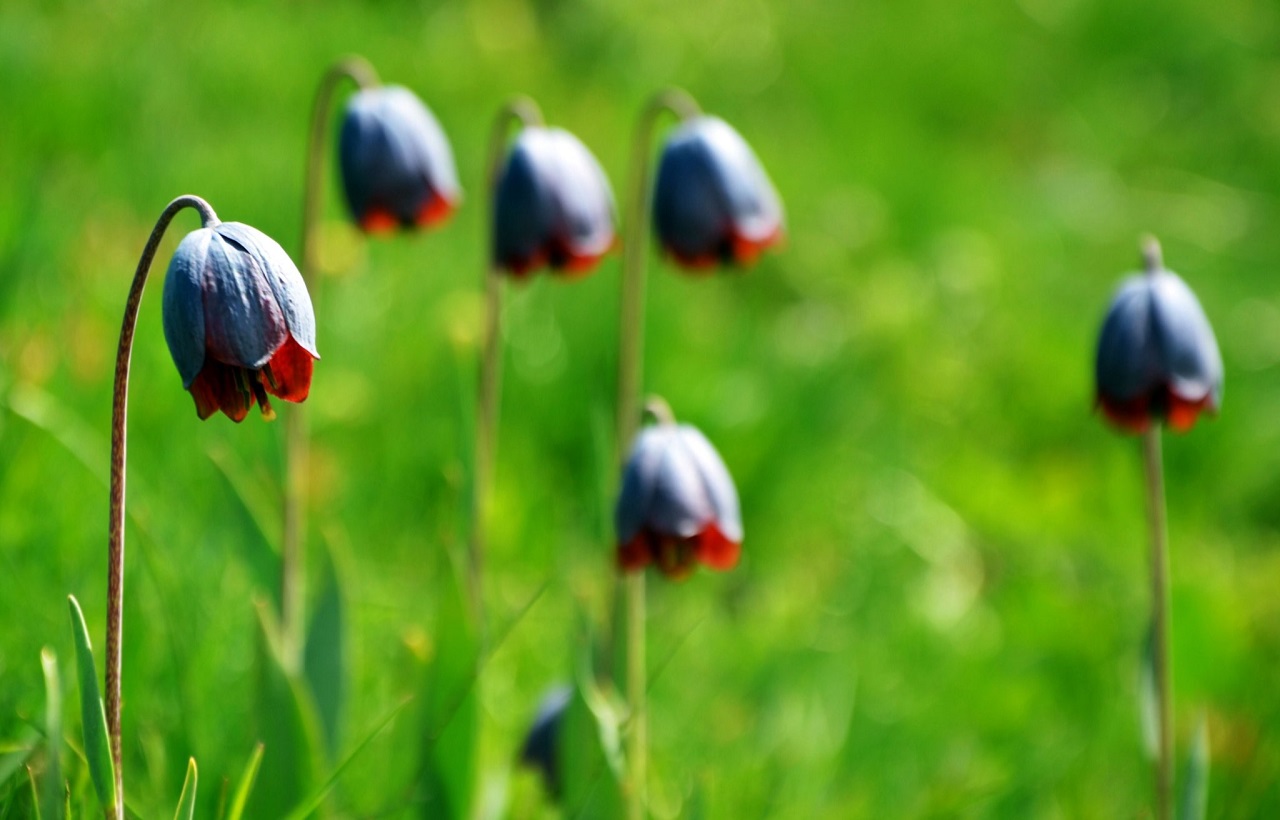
[339,85,461,233]
[492,126,616,278]
[1095,240,1222,433]
[652,115,783,269]
[163,221,318,422]
[616,419,742,579]
[520,685,572,800]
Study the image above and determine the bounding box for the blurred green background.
[3,0,1280,816]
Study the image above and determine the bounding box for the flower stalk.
[1142,426,1173,820]
[107,194,220,820]
[285,55,380,667]
[615,88,701,820]
[470,96,545,619]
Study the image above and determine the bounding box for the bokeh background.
[3,0,1280,816]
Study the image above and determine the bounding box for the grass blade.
[225,743,263,820]
[304,542,346,758]
[39,648,62,820]
[173,758,197,820]
[1178,714,1210,820]
[66,595,116,815]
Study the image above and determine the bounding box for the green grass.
[3,0,1280,816]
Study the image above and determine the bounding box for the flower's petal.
[493,130,558,274]
[188,360,255,422]
[339,85,461,230]
[216,222,318,359]
[199,231,287,369]
[646,430,716,539]
[539,128,616,264]
[262,335,315,403]
[1095,276,1165,404]
[162,228,213,388]
[676,424,743,543]
[615,426,672,544]
[695,524,741,571]
[520,686,572,798]
[1149,270,1223,408]
[653,116,783,268]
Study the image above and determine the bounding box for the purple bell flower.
[339,85,461,233]
[652,115,783,270]
[1094,239,1223,433]
[492,126,617,278]
[162,221,318,422]
[616,419,742,580]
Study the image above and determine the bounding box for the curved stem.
[283,55,381,667]
[470,96,545,620]
[1142,427,1173,820]
[615,88,700,820]
[107,195,218,820]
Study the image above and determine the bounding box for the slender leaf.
[173,758,197,820]
[25,766,41,820]
[225,743,263,820]
[304,542,345,758]
[561,680,625,820]
[39,648,62,820]
[1178,715,1210,820]
[0,733,37,791]
[66,595,116,815]
[1138,622,1158,761]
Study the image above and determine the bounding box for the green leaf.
[66,595,116,815]
[1138,622,1158,761]
[418,560,479,819]
[304,542,346,759]
[560,679,625,820]
[173,758,197,820]
[250,601,323,818]
[0,733,37,791]
[26,766,41,820]
[1177,715,1210,820]
[39,648,62,820]
[225,743,262,820]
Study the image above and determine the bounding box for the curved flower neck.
[1141,235,1163,276]
[642,394,676,427]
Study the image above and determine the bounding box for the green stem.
[470,96,544,621]
[285,55,380,668]
[108,195,219,820]
[1142,426,1173,820]
[615,88,700,820]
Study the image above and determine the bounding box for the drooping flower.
[652,115,783,269]
[1094,240,1223,433]
[520,685,572,800]
[492,126,616,277]
[339,85,461,233]
[616,418,742,579]
[162,221,318,422]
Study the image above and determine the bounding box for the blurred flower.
[493,126,616,277]
[652,115,783,269]
[520,685,572,800]
[162,221,318,422]
[339,85,461,233]
[1095,240,1222,433]
[616,418,742,579]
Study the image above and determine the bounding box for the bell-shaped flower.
[162,221,319,422]
[1094,250,1222,433]
[615,421,742,579]
[519,685,572,800]
[339,85,461,233]
[492,126,616,278]
[652,115,783,269]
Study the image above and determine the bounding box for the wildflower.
[492,126,616,277]
[652,116,783,269]
[520,685,572,799]
[616,416,742,579]
[339,85,461,233]
[162,221,318,422]
[1095,239,1223,433]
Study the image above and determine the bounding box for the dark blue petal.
[1095,270,1222,405]
[653,116,782,262]
[615,424,717,541]
[339,85,460,227]
[200,231,287,369]
[493,131,558,269]
[216,222,317,358]
[615,426,671,543]
[676,425,743,542]
[520,685,572,798]
[162,228,212,387]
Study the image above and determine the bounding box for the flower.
[520,685,572,800]
[162,221,318,422]
[339,85,461,233]
[1094,240,1223,433]
[652,115,783,269]
[615,419,742,579]
[492,126,616,277]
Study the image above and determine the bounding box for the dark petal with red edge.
[695,524,740,571]
[618,533,652,572]
[189,360,254,423]
[262,335,316,402]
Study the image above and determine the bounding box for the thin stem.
[615,88,700,820]
[284,55,381,667]
[1142,426,1174,820]
[107,195,218,820]
[470,96,545,620]
[1141,234,1164,275]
